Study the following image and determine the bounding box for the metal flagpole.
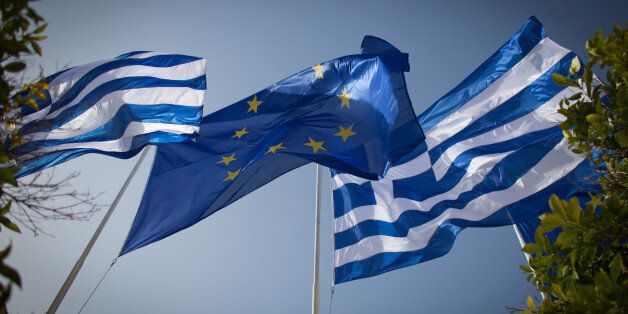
[328,173,336,314]
[512,224,547,300]
[311,164,323,314]
[512,224,532,263]
[47,147,152,314]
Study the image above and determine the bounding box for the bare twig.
[3,169,104,236]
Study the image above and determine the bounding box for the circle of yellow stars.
[219,64,360,182]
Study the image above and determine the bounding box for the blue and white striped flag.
[11,51,206,178]
[330,17,596,283]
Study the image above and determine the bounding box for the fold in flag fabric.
[120,36,424,255]
[330,17,597,283]
[11,52,207,178]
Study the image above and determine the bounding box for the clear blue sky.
[7,0,628,313]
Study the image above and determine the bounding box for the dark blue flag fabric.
[120,36,424,255]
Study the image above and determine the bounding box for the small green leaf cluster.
[518,23,628,314]
[520,195,626,313]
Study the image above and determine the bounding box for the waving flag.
[330,17,597,283]
[120,36,424,255]
[11,52,206,178]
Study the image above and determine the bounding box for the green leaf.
[534,226,545,245]
[0,245,10,259]
[606,69,614,85]
[584,68,593,93]
[33,23,47,34]
[0,217,20,233]
[551,73,579,87]
[523,243,542,255]
[527,295,537,311]
[4,61,26,72]
[0,167,18,186]
[556,229,578,247]
[616,131,628,148]
[31,41,42,55]
[520,265,533,273]
[569,57,581,76]
[594,270,612,289]
[551,284,564,299]
[0,263,22,287]
[585,114,604,123]
[0,201,11,216]
[610,253,623,283]
[549,194,565,215]
[0,245,21,288]
[566,197,581,223]
[567,92,583,101]
[541,213,565,232]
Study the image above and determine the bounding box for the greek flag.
[12,51,206,178]
[330,17,596,283]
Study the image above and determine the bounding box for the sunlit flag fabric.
[120,36,424,255]
[11,52,207,178]
[330,17,597,283]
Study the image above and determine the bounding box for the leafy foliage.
[0,0,47,312]
[520,195,627,313]
[517,23,628,313]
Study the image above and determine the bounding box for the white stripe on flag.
[330,144,432,190]
[431,87,576,180]
[29,122,198,155]
[27,87,204,141]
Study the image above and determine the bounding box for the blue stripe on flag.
[115,51,152,59]
[333,182,377,218]
[19,75,206,135]
[418,16,546,133]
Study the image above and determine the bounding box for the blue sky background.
[6,0,628,313]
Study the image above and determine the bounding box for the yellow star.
[334,123,357,142]
[266,142,287,154]
[337,88,351,109]
[312,64,326,79]
[247,95,263,113]
[304,137,327,153]
[232,127,250,139]
[224,168,241,182]
[217,153,236,166]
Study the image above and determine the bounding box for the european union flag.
[120,36,424,255]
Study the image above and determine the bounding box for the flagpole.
[512,224,547,300]
[47,147,152,314]
[311,164,323,314]
[512,224,532,263]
